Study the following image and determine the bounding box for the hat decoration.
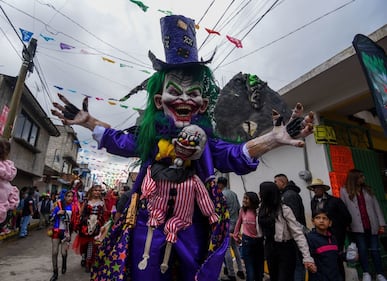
[148,15,215,71]
[307,178,330,191]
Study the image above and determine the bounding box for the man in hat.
[52,15,314,281]
[308,178,352,280]
[38,193,52,229]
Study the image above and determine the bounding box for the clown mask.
[154,70,209,128]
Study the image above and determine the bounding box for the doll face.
[154,70,209,128]
[173,125,207,161]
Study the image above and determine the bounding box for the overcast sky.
[0,0,386,185]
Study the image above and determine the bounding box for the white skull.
[87,214,98,235]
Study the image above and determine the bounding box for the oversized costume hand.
[246,103,314,158]
[51,93,110,130]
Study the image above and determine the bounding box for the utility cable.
[199,0,236,51]
[0,3,25,46]
[216,0,355,69]
[0,0,151,68]
[35,0,147,66]
[197,0,216,25]
[213,0,280,71]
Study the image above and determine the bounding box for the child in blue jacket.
[307,209,342,281]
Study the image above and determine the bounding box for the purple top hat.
[149,15,214,71]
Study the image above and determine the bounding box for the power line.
[199,0,236,50]
[201,0,277,65]
[216,0,356,69]
[0,0,151,68]
[0,3,25,46]
[199,0,253,52]
[0,25,22,60]
[197,0,216,25]
[37,51,133,93]
[213,0,281,71]
[35,0,148,67]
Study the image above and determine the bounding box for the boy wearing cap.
[307,209,342,281]
[308,178,351,280]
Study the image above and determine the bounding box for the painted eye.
[179,131,187,139]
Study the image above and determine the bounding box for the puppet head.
[136,15,219,163]
[172,125,207,166]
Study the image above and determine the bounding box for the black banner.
[352,34,387,135]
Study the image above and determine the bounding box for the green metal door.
[351,147,387,219]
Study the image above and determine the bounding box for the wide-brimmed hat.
[148,15,215,71]
[307,178,330,191]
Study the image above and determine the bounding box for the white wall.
[228,134,332,228]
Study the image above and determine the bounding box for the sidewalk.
[0,218,40,241]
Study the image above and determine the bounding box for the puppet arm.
[246,103,314,158]
[51,94,111,131]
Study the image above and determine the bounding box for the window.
[14,111,39,146]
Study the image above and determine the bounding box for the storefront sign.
[314,125,337,144]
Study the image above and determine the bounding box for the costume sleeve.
[193,176,218,224]
[51,206,60,217]
[8,186,19,210]
[0,160,17,181]
[98,128,139,157]
[140,166,157,199]
[208,138,258,175]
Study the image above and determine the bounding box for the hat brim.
[307,184,330,191]
[148,50,215,71]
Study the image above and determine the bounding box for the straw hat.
[307,178,330,191]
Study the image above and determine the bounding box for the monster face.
[173,125,207,162]
[154,70,209,128]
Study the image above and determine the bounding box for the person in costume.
[49,190,79,281]
[72,184,105,272]
[52,15,314,281]
[139,125,218,273]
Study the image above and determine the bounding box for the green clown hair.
[136,65,219,163]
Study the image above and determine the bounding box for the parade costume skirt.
[72,234,94,255]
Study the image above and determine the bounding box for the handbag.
[47,226,54,237]
[346,242,358,262]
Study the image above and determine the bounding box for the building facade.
[228,24,387,226]
[0,74,59,189]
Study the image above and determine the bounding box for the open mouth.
[168,102,200,121]
[174,143,196,159]
[175,105,192,116]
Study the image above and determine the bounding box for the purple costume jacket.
[92,128,258,281]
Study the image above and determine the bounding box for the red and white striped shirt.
[141,166,218,243]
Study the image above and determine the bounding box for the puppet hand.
[52,93,90,126]
[272,103,314,147]
[51,93,110,130]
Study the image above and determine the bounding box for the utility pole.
[3,38,37,140]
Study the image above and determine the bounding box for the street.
[0,227,90,281]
